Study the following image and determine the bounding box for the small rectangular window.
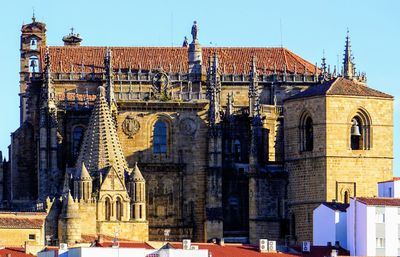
[376,237,385,248]
[28,234,36,240]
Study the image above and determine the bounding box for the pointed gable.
[100,166,126,192]
[76,86,128,177]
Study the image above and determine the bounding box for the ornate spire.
[226,92,234,117]
[207,53,221,125]
[78,162,91,180]
[104,48,115,107]
[131,162,145,182]
[249,56,261,122]
[75,86,128,178]
[343,29,355,79]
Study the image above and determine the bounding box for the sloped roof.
[76,86,128,177]
[131,162,145,181]
[0,217,43,229]
[322,202,349,212]
[356,197,400,206]
[0,248,36,257]
[286,77,393,100]
[40,46,317,75]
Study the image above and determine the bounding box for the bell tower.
[20,13,47,123]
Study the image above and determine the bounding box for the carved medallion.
[179,118,197,136]
[122,115,140,138]
[152,71,170,94]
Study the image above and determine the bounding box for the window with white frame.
[376,237,385,248]
[375,207,385,223]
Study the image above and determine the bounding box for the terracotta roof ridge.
[45,46,188,49]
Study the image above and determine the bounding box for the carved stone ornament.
[122,115,140,138]
[179,118,197,136]
[152,71,170,94]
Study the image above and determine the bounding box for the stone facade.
[284,78,393,242]
[0,17,393,246]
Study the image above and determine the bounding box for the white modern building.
[313,202,348,249]
[347,197,400,256]
[378,177,400,197]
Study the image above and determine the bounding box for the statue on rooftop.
[191,21,198,41]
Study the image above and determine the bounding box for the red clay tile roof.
[171,243,300,257]
[286,77,393,100]
[356,197,400,206]
[0,217,43,229]
[0,247,36,257]
[40,46,317,75]
[291,245,349,257]
[378,177,400,183]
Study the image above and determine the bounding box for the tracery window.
[299,113,313,152]
[350,109,371,150]
[72,126,84,158]
[153,120,167,154]
[105,197,111,221]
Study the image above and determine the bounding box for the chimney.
[6,253,11,257]
[218,238,225,246]
[98,234,104,244]
[327,242,332,247]
[334,241,340,249]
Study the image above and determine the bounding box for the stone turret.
[62,27,82,46]
[58,191,81,245]
[127,163,146,221]
[74,162,92,201]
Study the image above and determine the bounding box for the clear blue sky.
[1,0,399,175]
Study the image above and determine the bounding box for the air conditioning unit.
[259,239,268,253]
[268,240,276,252]
[183,239,191,250]
[190,245,199,250]
[59,243,68,250]
[302,241,311,253]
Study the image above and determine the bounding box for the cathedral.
[0,16,394,245]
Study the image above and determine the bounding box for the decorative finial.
[70,27,74,35]
[191,21,198,42]
[343,28,355,79]
[32,8,36,23]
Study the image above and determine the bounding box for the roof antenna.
[280,18,283,48]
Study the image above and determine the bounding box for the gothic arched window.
[233,139,241,162]
[72,126,84,158]
[29,56,39,73]
[105,197,111,221]
[344,191,349,204]
[299,113,313,152]
[116,197,123,221]
[153,120,167,154]
[350,110,371,150]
